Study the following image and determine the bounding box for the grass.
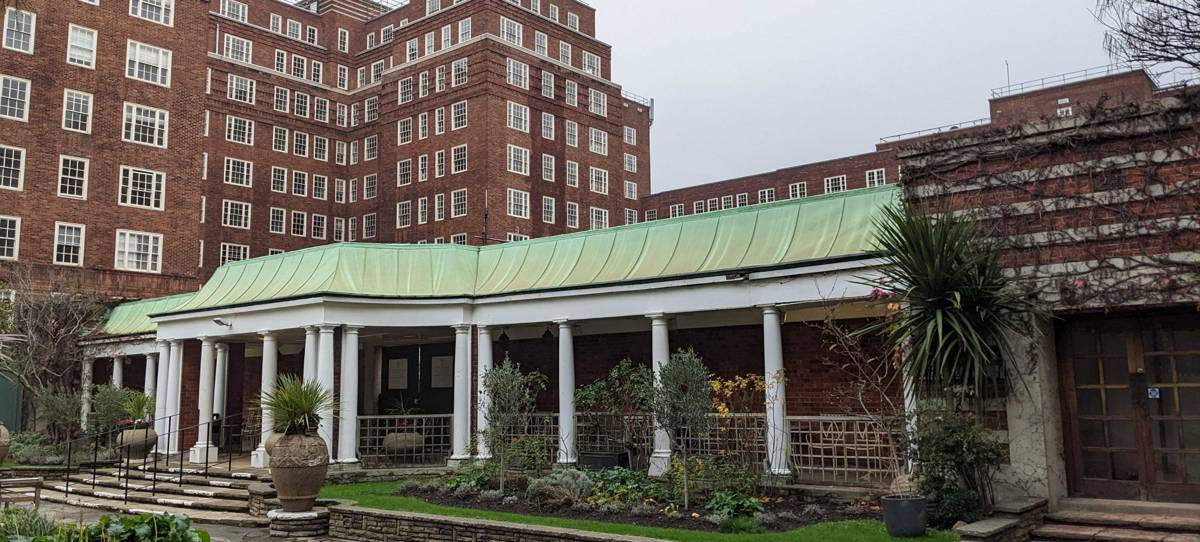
[320,482,957,542]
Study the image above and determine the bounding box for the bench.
[0,477,42,509]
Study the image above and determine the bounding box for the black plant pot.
[578,451,631,471]
[880,494,928,538]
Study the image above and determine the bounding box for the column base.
[648,451,672,478]
[474,453,493,461]
[766,467,792,477]
[447,454,473,467]
[250,447,270,469]
[337,457,360,464]
[189,444,219,464]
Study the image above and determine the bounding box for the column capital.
[198,336,217,345]
[215,343,229,352]
[258,330,276,339]
[304,325,319,333]
[476,324,489,331]
[343,325,364,333]
[169,338,184,346]
[155,339,170,348]
[452,324,472,332]
[758,304,781,314]
[115,355,127,362]
[553,319,571,327]
[317,324,338,333]
[148,351,160,360]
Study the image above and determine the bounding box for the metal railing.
[786,415,901,486]
[61,412,249,502]
[990,63,1141,99]
[879,117,991,144]
[356,415,452,468]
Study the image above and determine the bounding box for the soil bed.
[398,485,879,533]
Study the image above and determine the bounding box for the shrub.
[9,432,57,465]
[479,489,504,502]
[480,357,548,493]
[663,456,755,503]
[509,435,552,472]
[90,385,136,434]
[913,409,1007,528]
[703,512,728,527]
[754,512,778,526]
[452,484,479,500]
[31,386,81,444]
[719,515,764,534]
[501,496,520,506]
[0,507,59,538]
[590,467,666,506]
[82,513,209,542]
[649,349,715,509]
[703,491,764,518]
[526,468,594,509]
[445,462,499,492]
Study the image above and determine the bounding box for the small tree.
[0,265,108,430]
[481,355,547,493]
[650,348,714,509]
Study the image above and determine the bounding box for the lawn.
[320,482,957,542]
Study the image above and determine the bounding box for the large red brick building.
[0,0,652,298]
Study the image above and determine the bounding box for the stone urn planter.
[118,425,157,460]
[0,422,10,464]
[267,433,329,512]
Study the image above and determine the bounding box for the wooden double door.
[1060,315,1200,502]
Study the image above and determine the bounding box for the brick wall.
[329,505,663,542]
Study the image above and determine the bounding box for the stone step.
[124,463,265,483]
[1033,523,1200,542]
[102,468,257,490]
[64,473,249,501]
[47,483,250,513]
[40,489,269,528]
[1058,498,1200,520]
[1047,511,1200,534]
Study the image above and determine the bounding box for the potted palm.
[858,205,1041,536]
[117,392,156,459]
[262,375,334,512]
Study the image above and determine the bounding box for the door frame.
[1057,312,1200,503]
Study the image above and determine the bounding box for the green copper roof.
[116,184,895,325]
[97,293,196,337]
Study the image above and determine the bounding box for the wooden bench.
[0,477,42,509]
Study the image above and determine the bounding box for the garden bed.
[404,483,877,533]
[321,482,957,542]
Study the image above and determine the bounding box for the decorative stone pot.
[267,433,329,512]
[880,494,928,538]
[266,432,283,450]
[382,432,424,453]
[0,422,10,464]
[118,426,158,460]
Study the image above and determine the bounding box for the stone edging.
[328,504,671,542]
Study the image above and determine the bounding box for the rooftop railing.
[878,117,991,144]
[989,63,1142,99]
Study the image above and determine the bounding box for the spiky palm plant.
[860,204,1043,409]
[261,375,334,435]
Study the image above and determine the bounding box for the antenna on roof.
[1006,60,1011,88]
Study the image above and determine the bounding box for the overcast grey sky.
[592,0,1116,192]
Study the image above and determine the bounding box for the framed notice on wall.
[430,356,454,388]
[387,358,408,390]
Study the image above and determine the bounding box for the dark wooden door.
[1060,316,1200,503]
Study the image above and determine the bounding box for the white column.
[190,337,219,464]
[450,324,472,462]
[338,326,361,463]
[80,358,93,430]
[154,340,170,452]
[475,325,493,459]
[213,344,228,418]
[316,325,337,456]
[143,354,158,397]
[762,306,789,475]
[556,320,577,465]
[111,356,125,388]
[302,326,318,382]
[647,314,673,477]
[167,340,184,453]
[252,331,278,469]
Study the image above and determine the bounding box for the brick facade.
[0,0,650,300]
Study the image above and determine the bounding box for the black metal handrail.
[62,412,249,504]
